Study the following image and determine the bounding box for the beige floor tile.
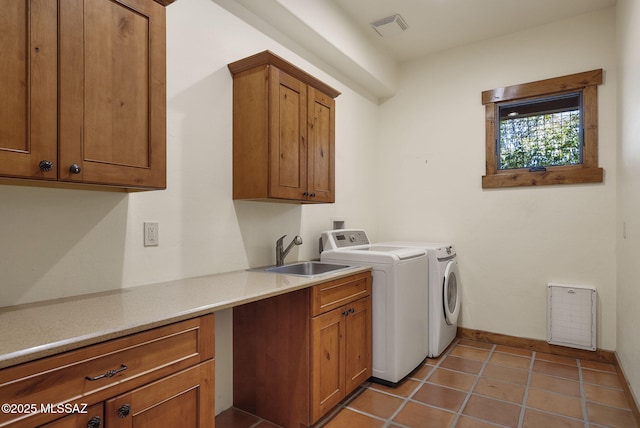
[428,368,477,392]
[412,382,467,412]
[462,394,522,426]
[473,377,525,403]
[584,383,632,409]
[522,408,585,428]
[526,388,584,419]
[586,402,638,428]
[529,372,581,397]
[393,401,455,427]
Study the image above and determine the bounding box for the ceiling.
[214,0,616,102]
[333,0,616,62]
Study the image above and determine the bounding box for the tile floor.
[216,339,638,428]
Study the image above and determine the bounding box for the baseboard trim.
[457,327,615,363]
[457,327,640,425]
[614,352,640,425]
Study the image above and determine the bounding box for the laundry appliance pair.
[320,229,461,385]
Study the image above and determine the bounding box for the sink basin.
[260,261,353,277]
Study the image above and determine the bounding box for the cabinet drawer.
[311,272,371,316]
[0,314,214,428]
[39,403,103,428]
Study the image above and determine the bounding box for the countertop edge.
[0,266,371,369]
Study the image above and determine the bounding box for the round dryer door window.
[443,260,461,325]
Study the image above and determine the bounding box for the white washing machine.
[320,229,429,384]
[382,241,461,357]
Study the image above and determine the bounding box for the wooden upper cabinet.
[229,51,339,203]
[0,0,168,191]
[307,87,335,203]
[59,0,166,189]
[0,0,58,180]
[269,67,308,200]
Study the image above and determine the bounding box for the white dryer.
[382,241,461,357]
[320,229,429,384]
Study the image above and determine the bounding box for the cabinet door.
[105,361,214,428]
[307,87,335,203]
[59,0,166,189]
[345,296,372,393]
[0,0,57,180]
[268,67,308,200]
[40,404,104,428]
[310,307,346,423]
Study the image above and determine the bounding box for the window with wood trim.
[481,69,604,188]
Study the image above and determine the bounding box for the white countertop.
[0,266,370,369]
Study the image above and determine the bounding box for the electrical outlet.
[144,222,159,246]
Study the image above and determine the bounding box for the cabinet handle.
[117,404,131,418]
[310,192,316,197]
[303,191,309,197]
[342,310,349,316]
[38,160,53,172]
[87,416,102,428]
[85,364,128,381]
[69,164,81,174]
[349,307,355,314]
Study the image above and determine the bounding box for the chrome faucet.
[276,235,303,266]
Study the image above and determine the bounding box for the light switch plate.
[144,222,159,246]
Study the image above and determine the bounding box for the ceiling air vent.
[370,14,408,38]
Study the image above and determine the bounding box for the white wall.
[376,8,618,350]
[0,0,381,414]
[1,0,632,415]
[616,0,640,405]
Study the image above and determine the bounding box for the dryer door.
[443,259,461,325]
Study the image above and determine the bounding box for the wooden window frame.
[481,69,604,189]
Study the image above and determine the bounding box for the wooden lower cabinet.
[233,272,372,427]
[0,315,215,428]
[310,296,371,423]
[105,362,214,428]
[39,404,104,428]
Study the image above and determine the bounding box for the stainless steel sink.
[257,261,353,277]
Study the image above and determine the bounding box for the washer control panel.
[321,229,370,250]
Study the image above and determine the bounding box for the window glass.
[481,69,603,188]
[498,93,582,170]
